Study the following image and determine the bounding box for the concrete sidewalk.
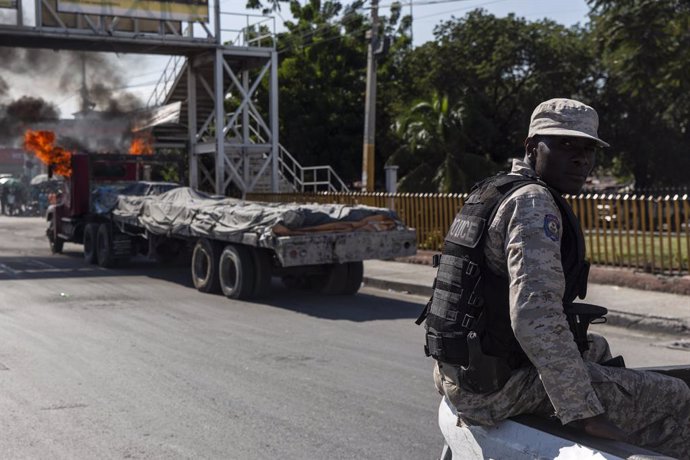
[362,259,690,337]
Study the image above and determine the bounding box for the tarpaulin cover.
[96,186,404,241]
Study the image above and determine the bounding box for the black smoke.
[0,96,60,144]
[0,47,147,150]
[0,47,144,117]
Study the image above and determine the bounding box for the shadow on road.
[0,252,193,288]
[1,252,422,321]
[251,283,423,322]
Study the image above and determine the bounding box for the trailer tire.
[47,218,64,254]
[83,224,98,264]
[320,263,349,295]
[251,248,273,298]
[219,244,255,300]
[191,239,221,293]
[96,224,117,268]
[342,261,364,295]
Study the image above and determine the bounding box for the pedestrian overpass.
[0,0,349,195]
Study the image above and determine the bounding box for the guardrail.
[276,144,350,193]
[245,114,350,192]
[246,192,690,275]
[219,12,276,48]
[147,54,187,108]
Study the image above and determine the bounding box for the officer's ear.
[524,137,538,165]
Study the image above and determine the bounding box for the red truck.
[46,153,417,300]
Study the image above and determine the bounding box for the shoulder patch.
[544,214,560,242]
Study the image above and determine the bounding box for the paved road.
[0,216,688,459]
[0,216,442,459]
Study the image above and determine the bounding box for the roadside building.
[0,147,36,177]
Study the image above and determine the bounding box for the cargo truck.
[46,153,417,299]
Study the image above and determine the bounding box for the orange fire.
[24,130,72,177]
[129,133,153,155]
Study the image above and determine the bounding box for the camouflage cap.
[528,98,610,147]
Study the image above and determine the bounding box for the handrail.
[218,12,276,48]
[147,54,186,108]
[244,113,350,193]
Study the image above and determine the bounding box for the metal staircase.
[148,22,350,195]
[1,2,349,195]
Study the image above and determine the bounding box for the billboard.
[56,0,208,22]
[0,0,17,8]
[41,0,183,33]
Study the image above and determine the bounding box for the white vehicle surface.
[438,366,689,460]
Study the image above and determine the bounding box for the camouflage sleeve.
[503,186,605,425]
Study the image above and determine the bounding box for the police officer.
[425,98,690,458]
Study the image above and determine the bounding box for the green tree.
[266,0,410,186]
[389,92,497,193]
[395,11,599,171]
[245,0,288,14]
[588,0,690,189]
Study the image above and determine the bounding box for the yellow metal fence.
[248,192,690,275]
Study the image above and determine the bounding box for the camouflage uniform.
[435,159,690,459]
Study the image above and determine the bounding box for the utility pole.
[361,0,379,192]
[410,0,413,45]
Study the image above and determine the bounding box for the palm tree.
[389,92,497,193]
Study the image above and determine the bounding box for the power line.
[56,94,78,108]
[272,0,505,54]
[275,9,373,55]
[373,0,476,9]
[414,0,509,21]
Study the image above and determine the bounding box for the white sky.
[0,0,591,118]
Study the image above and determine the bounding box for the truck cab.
[46,153,182,253]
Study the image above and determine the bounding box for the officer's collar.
[510,158,539,180]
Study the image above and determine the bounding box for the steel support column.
[187,58,198,189]
[242,69,250,197]
[214,48,225,195]
[270,50,279,193]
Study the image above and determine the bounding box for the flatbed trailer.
[46,153,417,299]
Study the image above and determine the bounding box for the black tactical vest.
[420,173,589,371]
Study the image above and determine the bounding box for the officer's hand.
[573,414,628,442]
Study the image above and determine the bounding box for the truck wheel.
[218,244,255,300]
[342,261,364,295]
[191,239,221,293]
[251,248,273,298]
[48,219,64,254]
[83,224,98,264]
[320,263,348,295]
[96,224,117,268]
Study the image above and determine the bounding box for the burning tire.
[83,223,98,264]
[191,239,221,293]
[218,244,255,300]
[96,223,117,268]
